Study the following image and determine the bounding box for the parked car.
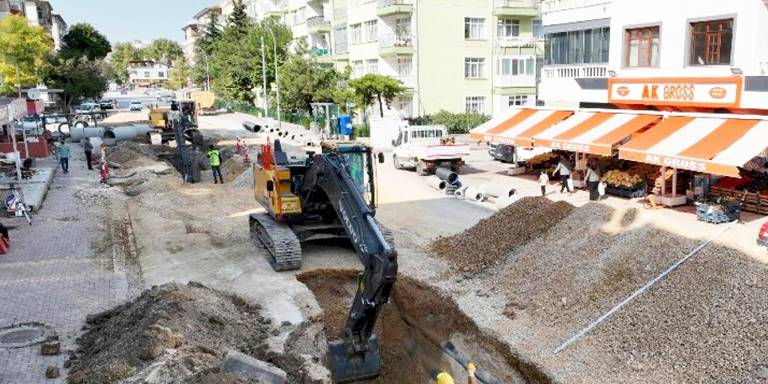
[129,101,144,111]
[74,103,99,115]
[98,99,116,110]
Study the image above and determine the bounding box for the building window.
[298,6,306,22]
[498,57,535,76]
[350,23,362,44]
[508,95,530,107]
[395,17,411,36]
[545,27,610,65]
[532,19,543,39]
[144,71,150,78]
[158,72,165,78]
[625,26,660,68]
[464,17,486,40]
[397,57,412,77]
[497,19,519,38]
[366,59,378,74]
[465,96,486,114]
[364,20,377,42]
[352,60,364,77]
[690,19,733,65]
[397,96,413,118]
[464,57,485,78]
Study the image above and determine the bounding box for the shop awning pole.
[673,168,678,196]
[661,166,666,196]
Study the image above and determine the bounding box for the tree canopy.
[169,59,191,90]
[0,15,53,94]
[61,23,111,61]
[108,42,141,85]
[278,55,345,114]
[226,0,251,35]
[143,38,184,64]
[349,74,407,118]
[44,56,108,109]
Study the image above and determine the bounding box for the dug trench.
[297,269,551,384]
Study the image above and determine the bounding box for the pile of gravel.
[67,282,293,384]
[429,197,574,273]
[233,167,253,189]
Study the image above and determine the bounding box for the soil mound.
[222,157,249,183]
[106,142,164,166]
[430,197,574,273]
[68,282,294,384]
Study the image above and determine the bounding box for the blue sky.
[50,0,216,43]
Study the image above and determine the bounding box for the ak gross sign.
[607,77,742,109]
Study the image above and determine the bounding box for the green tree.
[0,15,53,94]
[192,14,221,88]
[44,55,108,110]
[349,74,406,118]
[61,23,111,61]
[226,0,251,35]
[278,54,344,114]
[143,38,184,64]
[108,42,141,85]
[169,60,191,90]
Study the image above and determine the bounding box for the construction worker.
[435,363,477,384]
[207,145,224,184]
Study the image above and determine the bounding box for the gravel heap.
[106,142,165,166]
[233,167,254,189]
[222,157,249,183]
[67,282,296,384]
[430,197,574,273]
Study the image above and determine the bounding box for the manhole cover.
[0,323,53,348]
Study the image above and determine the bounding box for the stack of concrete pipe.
[67,124,153,145]
[430,168,463,196]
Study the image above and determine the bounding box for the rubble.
[430,197,574,273]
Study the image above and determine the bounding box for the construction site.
[0,105,764,384]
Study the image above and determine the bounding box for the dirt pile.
[222,157,249,183]
[68,282,308,384]
[297,269,549,384]
[430,197,574,273]
[233,167,253,189]
[106,142,166,166]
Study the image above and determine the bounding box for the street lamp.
[264,26,282,130]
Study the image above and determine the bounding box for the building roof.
[193,5,222,20]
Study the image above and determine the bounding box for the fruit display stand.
[710,187,768,215]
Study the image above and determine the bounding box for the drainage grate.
[0,324,53,348]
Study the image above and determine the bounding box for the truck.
[391,125,470,175]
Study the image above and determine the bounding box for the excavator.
[249,138,398,383]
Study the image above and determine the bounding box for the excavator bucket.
[328,336,381,383]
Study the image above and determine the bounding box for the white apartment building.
[128,61,171,87]
[184,5,224,66]
[0,0,67,50]
[539,0,768,112]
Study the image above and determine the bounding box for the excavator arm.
[298,151,398,383]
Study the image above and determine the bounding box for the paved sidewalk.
[0,153,130,384]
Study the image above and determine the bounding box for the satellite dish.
[27,88,41,101]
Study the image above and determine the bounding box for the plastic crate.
[605,186,647,199]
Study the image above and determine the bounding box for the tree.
[44,55,108,110]
[169,60,191,90]
[61,23,111,61]
[226,0,251,35]
[278,55,344,114]
[0,15,53,94]
[192,14,221,88]
[349,74,407,118]
[143,38,184,64]
[108,42,141,85]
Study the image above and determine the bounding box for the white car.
[75,103,99,115]
[129,101,143,111]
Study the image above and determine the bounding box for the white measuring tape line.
[553,221,736,354]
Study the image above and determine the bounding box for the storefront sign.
[608,77,742,108]
[620,149,740,177]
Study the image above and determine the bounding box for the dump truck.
[391,125,471,175]
[250,139,397,383]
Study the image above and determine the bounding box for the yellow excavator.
[250,138,397,383]
[147,101,203,146]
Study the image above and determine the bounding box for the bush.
[353,124,370,138]
[411,110,490,134]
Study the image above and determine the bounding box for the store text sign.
[608,77,742,108]
[620,149,740,178]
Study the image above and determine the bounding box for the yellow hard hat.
[436,372,455,384]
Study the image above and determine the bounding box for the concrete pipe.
[464,186,486,202]
[454,185,469,199]
[71,124,154,144]
[242,121,261,133]
[428,176,448,191]
[479,184,516,199]
[435,168,459,185]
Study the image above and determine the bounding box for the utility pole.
[203,52,211,92]
[265,27,281,129]
[261,35,269,116]
[15,63,21,98]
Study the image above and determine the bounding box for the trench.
[297,269,551,384]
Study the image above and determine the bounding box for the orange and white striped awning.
[532,112,662,156]
[619,116,768,177]
[470,108,573,146]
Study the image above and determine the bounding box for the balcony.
[310,47,333,63]
[494,75,537,88]
[542,65,607,79]
[377,0,413,16]
[333,7,347,23]
[307,16,331,33]
[395,76,415,88]
[494,0,539,17]
[541,0,610,14]
[378,34,414,57]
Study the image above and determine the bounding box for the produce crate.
[695,202,741,224]
[605,186,647,199]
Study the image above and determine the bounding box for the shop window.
[626,26,660,67]
[690,18,733,65]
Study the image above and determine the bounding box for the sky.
[50,0,216,43]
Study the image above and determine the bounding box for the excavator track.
[249,213,303,271]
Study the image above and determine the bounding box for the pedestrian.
[585,162,601,201]
[57,139,71,174]
[100,143,109,184]
[207,145,224,184]
[433,363,477,384]
[84,138,94,170]
[539,170,549,197]
[553,157,572,193]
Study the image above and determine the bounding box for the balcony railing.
[307,16,331,28]
[542,65,607,78]
[497,36,541,47]
[495,75,537,87]
[378,0,414,6]
[310,47,331,57]
[333,7,347,20]
[396,76,415,88]
[542,0,610,13]
[379,34,414,48]
[495,0,539,8]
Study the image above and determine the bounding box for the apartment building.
[128,61,171,87]
[184,5,224,66]
[538,0,768,111]
[0,0,67,50]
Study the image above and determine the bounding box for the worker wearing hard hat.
[435,363,477,384]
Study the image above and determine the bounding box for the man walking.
[207,145,224,184]
[84,139,94,170]
[57,139,71,174]
[553,157,572,193]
